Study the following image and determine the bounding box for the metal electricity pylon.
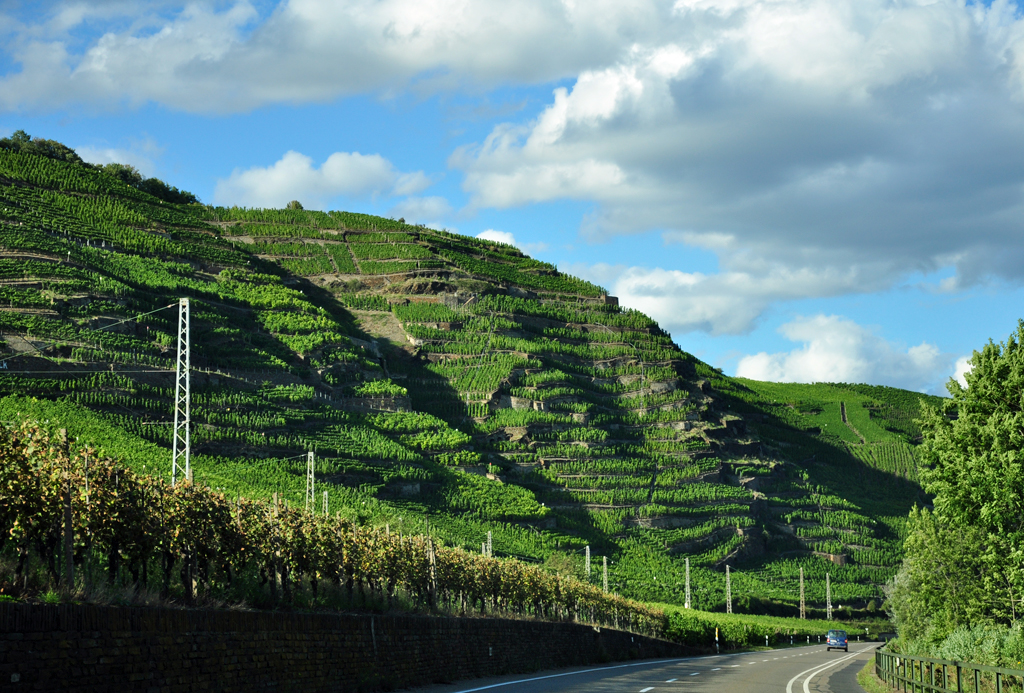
[305,451,316,512]
[171,298,190,486]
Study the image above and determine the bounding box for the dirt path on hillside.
[351,309,412,351]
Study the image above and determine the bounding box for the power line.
[0,302,177,368]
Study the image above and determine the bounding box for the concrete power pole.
[305,451,315,512]
[726,565,732,614]
[585,545,591,577]
[684,557,691,609]
[826,573,833,621]
[799,567,806,620]
[603,556,608,593]
[171,298,190,486]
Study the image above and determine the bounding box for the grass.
[858,656,892,693]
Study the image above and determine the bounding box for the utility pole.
[603,556,608,593]
[726,565,732,614]
[322,490,328,516]
[585,545,591,577]
[826,573,833,621]
[171,298,190,486]
[305,451,315,512]
[486,531,492,557]
[799,567,806,620]
[684,557,691,609]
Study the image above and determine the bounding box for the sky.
[3,0,1024,395]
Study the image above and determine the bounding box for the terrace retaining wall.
[0,603,690,692]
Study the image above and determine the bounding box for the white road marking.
[712,668,721,671]
[640,688,654,692]
[446,656,701,693]
[785,647,865,693]
[690,672,700,676]
[665,679,677,683]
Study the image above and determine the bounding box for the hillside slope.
[0,147,935,616]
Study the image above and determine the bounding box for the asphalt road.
[405,643,878,693]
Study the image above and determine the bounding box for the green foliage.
[885,508,992,646]
[891,320,1024,649]
[0,423,667,638]
[354,379,408,397]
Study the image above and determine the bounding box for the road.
[405,643,877,693]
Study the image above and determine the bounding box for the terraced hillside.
[0,143,933,617]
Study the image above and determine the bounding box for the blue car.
[827,629,848,652]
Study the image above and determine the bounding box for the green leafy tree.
[890,320,1024,644]
[0,130,85,164]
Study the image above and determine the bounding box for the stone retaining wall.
[0,604,691,692]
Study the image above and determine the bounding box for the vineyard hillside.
[0,146,936,617]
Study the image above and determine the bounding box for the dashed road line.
[640,688,654,692]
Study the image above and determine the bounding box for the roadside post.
[715,627,719,654]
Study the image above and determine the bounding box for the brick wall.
[0,604,692,692]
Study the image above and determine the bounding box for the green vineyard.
[0,138,932,624]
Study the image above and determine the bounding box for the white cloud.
[477,229,517,246]
[566,262,886,335]
[212,150,430,209]
[735,315,949,391]
[76,135,164,177]
[0,0,664,113]
[451,0,1024,328]
[389,196,452,226]
[953,354,973,388]
[77,146,153,175]
[477,229,549,256]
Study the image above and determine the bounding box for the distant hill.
[0,145,934,617]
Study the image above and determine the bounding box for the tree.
[0,130,84,164]
[102,163,144,187]
[890,320,1024,643]
[286,200,303,210]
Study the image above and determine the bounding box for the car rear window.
[828,630,847,638]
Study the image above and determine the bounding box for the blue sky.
[4,0,1024,394]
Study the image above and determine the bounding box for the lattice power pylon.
[305,451,315,512]
[826,572,833,620]
[171,298,191,486]
[684,557,691,609]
